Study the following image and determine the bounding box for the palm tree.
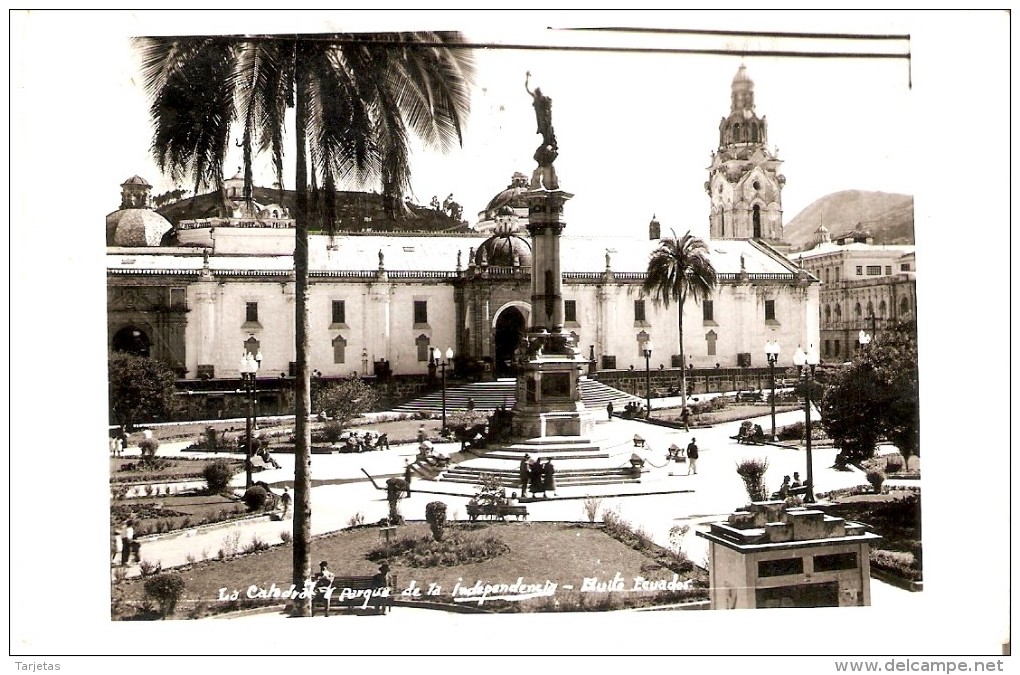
[136,33,473,616]
[643,230,718,429]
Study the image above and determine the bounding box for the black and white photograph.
[8,9,1012,667]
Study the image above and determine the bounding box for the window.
[866,302,874,318]
[244,335,260,356]
[564,300,577,323]
[634,300,646,323]
[758,557,804,578]
[415,334,431,362]
[764,299,776,321]
[331,300,346,325]
[879,300,887,318]
[169,287,186,310]
[866,265,881,276]
[900,263,911,272]
[702,300,714,322]
[245,302,259,323]
[854,303,862,319]
[413,300,428,325]
[855,266,863,276]
[332,335,347,364]
[824,268,830,283]
[824,339,830,356]
[814,552,858,572]
[884,266,892,275]
[824,305,831,324]
[705,330,717,357]
[834,304,842,321]
[834,340,841,356]
[835,267,841,281]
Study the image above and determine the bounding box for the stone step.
[393,377,642,413]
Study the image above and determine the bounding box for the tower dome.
[475,172,530,233]
[474,231,532,267]
[107,176,172,246]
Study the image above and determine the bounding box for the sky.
[23,11,914,239]
[7,9,1016,663]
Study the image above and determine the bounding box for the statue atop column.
[526,71,558,168]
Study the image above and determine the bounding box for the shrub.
[138,438,160,460]
[322,421,345,443]
[425,501,448,542]
[242,535,270,554]
[243,485,269,511]
[884,455,905,473]
[582,496,603,524]
[368,532,509,567]
[736,457,770,502]
[385,478,407,524]
[279,530,292,545]
[138,559,162,577]
[866,468,886,493]
[203,459,234,493]
[143,572,185,619]
[347,512,366,528]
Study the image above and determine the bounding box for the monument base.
[511,333,593,439]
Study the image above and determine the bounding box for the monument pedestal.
[511,329,596,439]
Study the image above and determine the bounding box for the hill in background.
[784,190,914,251]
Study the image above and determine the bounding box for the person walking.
[519,454,531,499]
[606,401,614,420]
[121,520,134,565]
[542,458,557,497]
[404,459,413,497]
[111,525,123,565]
[686,438,699,475]
[280,488,292,518]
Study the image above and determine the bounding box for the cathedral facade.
[106,66,820,410]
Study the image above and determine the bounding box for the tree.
[136,33,473,616]
[642,230,718,429]
[108,352,176,429]
[315,379,379,429]
[820,321,919,465]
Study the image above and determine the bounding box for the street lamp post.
[434,347,454,431]
[792,344,820,503]
[764,339,781,440]
[643,341,653,419]
[239,349,262,489]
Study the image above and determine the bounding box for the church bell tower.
[706,65,787,245]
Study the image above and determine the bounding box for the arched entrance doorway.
[112,326,151,358]
[493,306,527,377]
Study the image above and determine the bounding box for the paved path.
[114,405,917,606]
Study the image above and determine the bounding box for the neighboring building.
[106,65,820,415]
[795,223,916,361]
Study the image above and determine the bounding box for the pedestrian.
[109,436,120,457]
[606,401,614,420]
[790,472,803,489]
[121,520,134,565]
[686,437,699,475]
[404,459,413,497]
[467,397,476,412]
[417,424,427,443]
[280,488,292,518]
[519,454,531,498]
[531,458,546,498]
[377,433,390,450]
[111,525,123,565]
[542,458,557,497]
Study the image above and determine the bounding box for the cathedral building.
[106,66,820,416]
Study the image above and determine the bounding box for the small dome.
[106,208,173,247]
[732,64,753,87]
[475,232,532,267]
[121,175,152,187]
[482,172,530,217]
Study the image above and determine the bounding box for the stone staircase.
[393,377,642,414]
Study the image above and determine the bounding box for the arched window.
[854,303,862,319]
[866,301,874,318]
[899,296,911,317]
[825,268,830,283]
[834,304,842,322]
[244,335,260,356]
[878,300,887,318]
[733,123,740,142]
[824,305,832,324]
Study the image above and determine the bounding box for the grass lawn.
[111,457,244,485]
[113,521,708,619]
[111,493,248,535]
[653,402,801,427]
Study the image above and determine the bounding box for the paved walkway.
[113,404,918,607]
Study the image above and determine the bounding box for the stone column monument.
[512,73,596,439]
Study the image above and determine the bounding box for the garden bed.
[111,521,708,620]
[111,457,244,485]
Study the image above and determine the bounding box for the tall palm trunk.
[679,299,689,431]
[291,55,312,617]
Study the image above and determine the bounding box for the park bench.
[312,575,391,617]
[735,390,765,403]
[466,503,529,522]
